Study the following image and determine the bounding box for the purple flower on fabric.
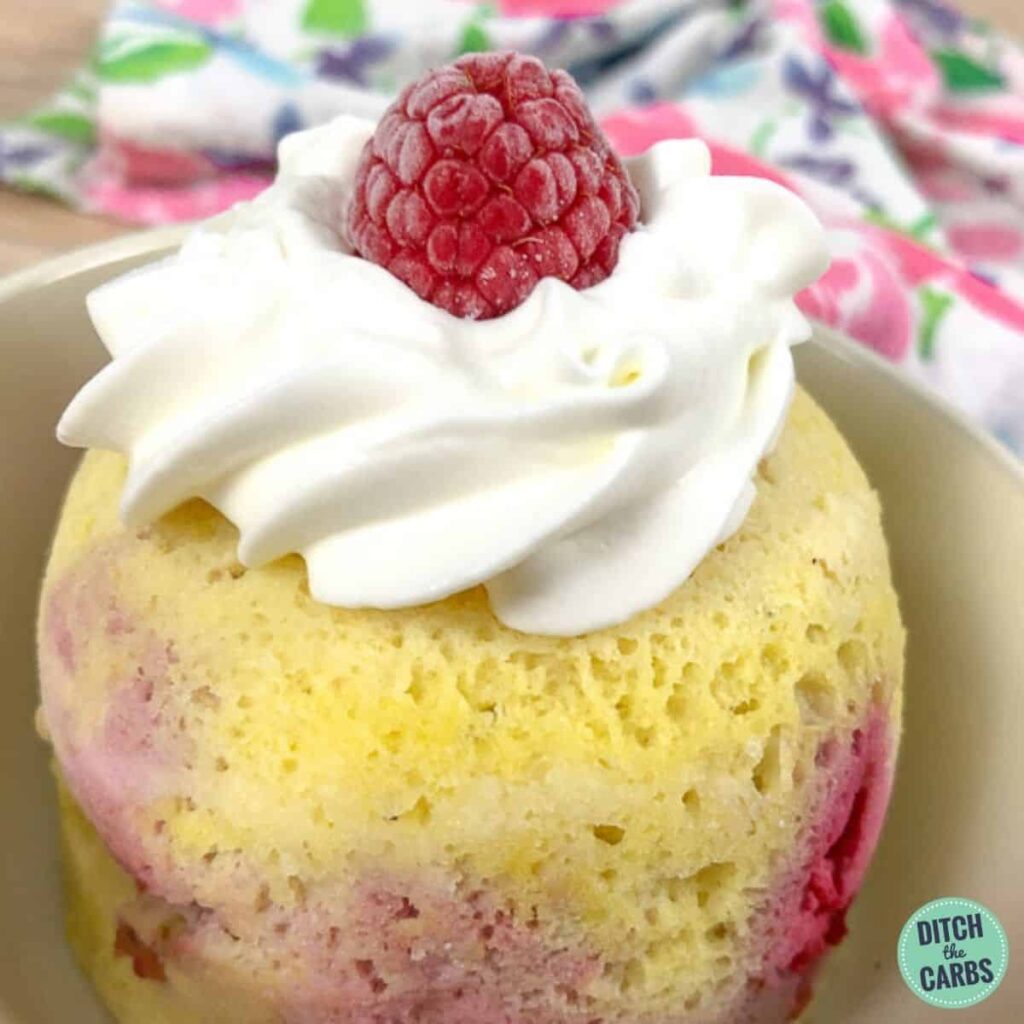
[560,13,676,87]
[0,138,53,174]
[272,103,303,145]
[629,78,658,104]
[782,153,856,186]
[783,54,859,142]
[983,176,1010,195]
[204,150,275,172]
[895,0,964,39]
[316,35,395,86]
[720,17,764,62]
[781,152,881,208]
[532,17,616,56]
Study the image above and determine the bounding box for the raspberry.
[345,52,640,320]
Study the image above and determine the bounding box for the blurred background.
[0,0,1020,273]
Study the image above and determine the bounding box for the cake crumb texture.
[40,388,904,1023]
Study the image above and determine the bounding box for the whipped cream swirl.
[59,116,827,636]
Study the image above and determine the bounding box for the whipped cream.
[59,116,827,636]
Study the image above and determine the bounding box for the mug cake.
[37,52,903,1024]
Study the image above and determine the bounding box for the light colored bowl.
[1,235,1022,1023]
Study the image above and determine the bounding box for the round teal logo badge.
[898,898,1009,1009]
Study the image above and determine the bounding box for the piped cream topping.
[59,116,828,636]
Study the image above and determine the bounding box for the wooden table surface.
[0,0,1021,275]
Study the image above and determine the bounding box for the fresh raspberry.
[345,52,640,320]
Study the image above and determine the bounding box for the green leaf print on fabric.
[25,111,96,146]
[749,119,778,158]
[918,286,954,361]
[9,174,63,201]
[820,0,868,55]
[459,21,491,54]
[98,39,213,83]
[864,208,938,244]
[67,81,96,102]
[458,5,496,55]
[931,50,1004,92]
[302,0,368,37]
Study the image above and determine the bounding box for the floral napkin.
[2,0,1023,452]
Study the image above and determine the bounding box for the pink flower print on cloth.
[496,0,623,15]
[947,223,1024,264]
[152,0,242,27]
[797,227,915,361]
[818,11,941,120]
